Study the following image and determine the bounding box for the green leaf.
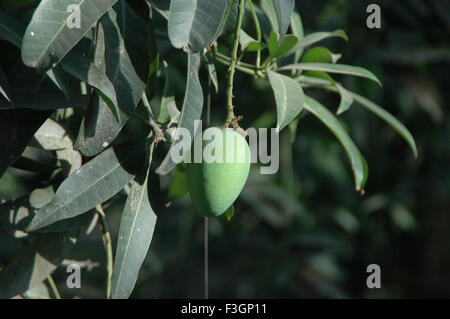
[335,83,354,115]
[0,189,94,233]
[20,282,51,299]
[276,35,298,57]
[287,29,348,56]
[268,31,279,58]
[75,3,148,157]
[168,0,229,52]
[267,70,304,133]
[290,8,304,63]
[61,51,120,122]
[21,0,119,71]
[46,65,71,99]
[111,146,157,299]
[273,0,295,42]
[350,91,418,158]
[224,205,234,221]
[300,47,337,82]
[0,65,12,103]
[0,13,25,47]
[302,47,341,64]
[157,62,177,123]
[205,52,219,94]
[11,156,58,174]
[261,0,278,34]
[0,88,89,110]
[279,63,382,86]
[145,15,159,98]
[288,110,305,143]
[0,231,77,299]
[0,109,52,178]
[31,118,73,150]
[146,0,170,19]
[156,53,203,175]
[240,29,264,52]
[0,13,75,99]
[167,169,188,203]
[26,141,146,231]
[303,96,368,191]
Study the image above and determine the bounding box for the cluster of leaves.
[0,0,417,299]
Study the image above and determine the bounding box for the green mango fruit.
[186,127,251,217]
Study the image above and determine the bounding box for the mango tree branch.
[247,0,262,67]
[223,0,246,128]
[96,204,113,299]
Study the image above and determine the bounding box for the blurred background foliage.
[1,0,449,298]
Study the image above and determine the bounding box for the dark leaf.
[111,145,157,299]
[156,53,203,175]
[0,231,78,299]
[26,141,146,231]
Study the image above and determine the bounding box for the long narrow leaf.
[320,85,418,158]
[26,141,146,231]
[287,29,348,56]
[156,53,203,175]
[111,145,157,299]
[280,63,381,86]
[351,91,418,157]
[21,0,119,71]
[273,0,295,42]
[75,2,148,156]
[303,96,368,190]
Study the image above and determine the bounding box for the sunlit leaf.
[267,70,304,132]
[268,31,279,58]
[276,35,298,57]
[31,118,73,150]
[168,0,229,52]
[21,0,119,71]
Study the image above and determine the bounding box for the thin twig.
[45,275,61,299]
[96,204,113,299]
[204,224,209,300]
[247,0,262,67]
[223,0,247,128]
[141,93,165,141]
